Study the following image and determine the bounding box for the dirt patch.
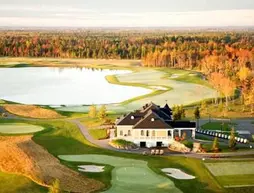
[0,136,104,193]
[3,104,63,119]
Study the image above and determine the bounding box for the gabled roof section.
[133,110,172,129]
[139,102,160,113]
[116,111,145,125]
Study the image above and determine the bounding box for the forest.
[0,30,253,111]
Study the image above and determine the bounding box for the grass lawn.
[59,154,181,193]
[61,160,114,192]
[201,122,235,132]
[205,161,254,176]
[105,74,171,105]
[88,129,108,140]
[184,99,254,119]
[0,118,222,193]
[0,171,47,193]
[216,174,254,187]
[204,161,254,191]
[0,123,44,134]
[158,68,212,88]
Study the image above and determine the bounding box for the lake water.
[0,67,151,105]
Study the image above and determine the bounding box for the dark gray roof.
[116,111,145,125]
[133,110,172,129]
[116,103,194,129]
[166,121,196,128]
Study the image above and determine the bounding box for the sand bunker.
[188,73,197,76]
[0,136,103,193]
[150,86,168,91]
[162,168,195,180]
[170,74,181,79]
[78,165,105,173]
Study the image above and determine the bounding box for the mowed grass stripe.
[205,162,254,176]
[216,174,254,187]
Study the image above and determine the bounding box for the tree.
[229,127,236,149]
[179,105,186,119]
[201,101,208,114]
[48,179,61,193]
[88,105,97,118]
[245,85,254,113]
[211,137,219,152]
[194,107,200,129]
[173,105,185,120]
[220,77,236,108]
[98,105,107,120]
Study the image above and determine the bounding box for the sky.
[0,0,254,27]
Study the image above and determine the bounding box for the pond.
[0,67,151,105]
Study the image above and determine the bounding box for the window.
[128,130,131,136]
[168,130,171,136]
[120,130,123,136]
[141,130,144,136]
[146,130,149,137]
[152,130,156,137]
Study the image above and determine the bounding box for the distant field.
[0,123,44,134]
[0,57,141,69]
[205,161,254,187]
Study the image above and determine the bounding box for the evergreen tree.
[229,127,236,149]
[194,107,200,128]
[211,137,219,152]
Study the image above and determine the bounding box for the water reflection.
[0,67,151,105]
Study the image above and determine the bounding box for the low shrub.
[109,139,137,150]
[181,140,193,149]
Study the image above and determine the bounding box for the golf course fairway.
[0,123,44,134]
[57,69,216,113]
[59,154,182,193]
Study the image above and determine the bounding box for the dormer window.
[151,118,155,122]
[131,116,135,120]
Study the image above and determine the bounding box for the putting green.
[0,123,44,134]
[59,154,182,193]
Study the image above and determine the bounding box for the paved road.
[68,119,144,154]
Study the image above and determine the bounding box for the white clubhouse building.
[114,103,196,148]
